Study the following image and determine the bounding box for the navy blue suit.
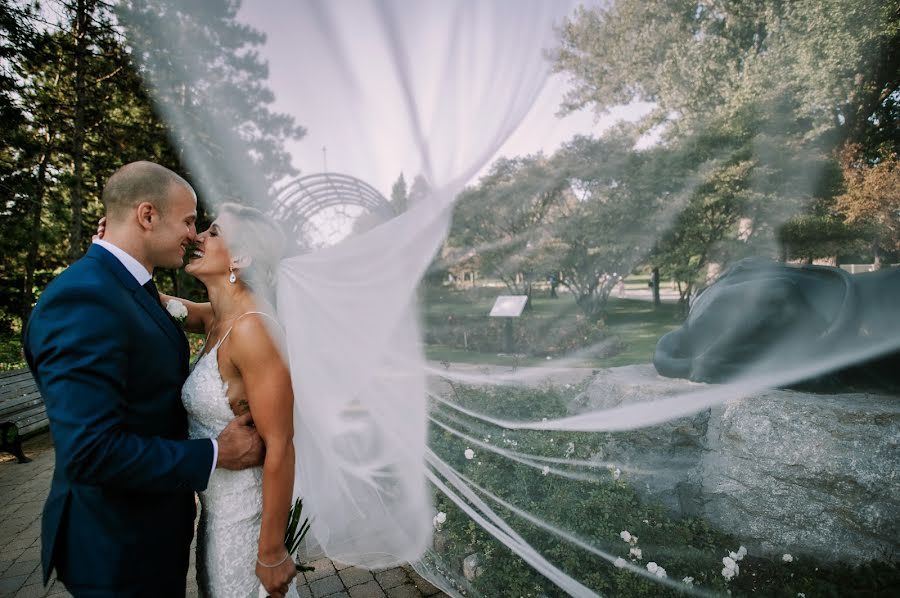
[24,244,214,597]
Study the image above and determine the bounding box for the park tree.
[449,155,566,295]
[555,0,899,273]
[390,172,408,214]
[834,145,900,268]
[117,0,306,209]
[549,129,685,318]
[0,0,307,330]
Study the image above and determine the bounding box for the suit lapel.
[87,245,190,364]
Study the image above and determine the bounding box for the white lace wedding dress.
[182,316,300,598]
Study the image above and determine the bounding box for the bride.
[162,203,299,598]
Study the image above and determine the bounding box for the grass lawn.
[422,284,684,368]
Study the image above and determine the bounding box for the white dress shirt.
[92,239,219,479]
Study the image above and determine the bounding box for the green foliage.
[0,0,305,330]
[554,0,899,288]
[448,154,567,295]
[428,384,900,596]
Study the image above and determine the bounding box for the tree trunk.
[67,0,89,263]
[651,266,661,307]
[872,236,882,270]
[22,137,53,325]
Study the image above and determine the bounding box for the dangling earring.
[229,266,237,284]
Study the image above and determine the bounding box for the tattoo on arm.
[234,399,250,415]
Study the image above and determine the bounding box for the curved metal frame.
[272,172,393,224]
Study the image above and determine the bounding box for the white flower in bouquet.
[629,547,642,560]
[166,299,188,322]
[464,448,475,460]
[619,530,632,543]
[782,553,794,563]
[613,557,626,568]
[646,562,659,574]
[683,576,694,586]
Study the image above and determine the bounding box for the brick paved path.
[0,435,449,598]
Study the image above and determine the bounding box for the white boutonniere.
[165,299,188,322]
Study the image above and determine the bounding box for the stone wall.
[569,364,900,563]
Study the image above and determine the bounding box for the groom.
[25,161,264,597]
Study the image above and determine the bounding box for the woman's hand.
[255,550,297,598]
[92,216,107,241]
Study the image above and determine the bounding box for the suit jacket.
[24,244,213,595]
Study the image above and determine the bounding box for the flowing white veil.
[120,0,900,595]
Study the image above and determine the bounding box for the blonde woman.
[105,203,299,598]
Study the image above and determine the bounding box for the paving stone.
[404,570,441,596]
[385,584,421,598]
[374,568,408,590]
[12,582,47,598]
[305,559,337,582]
[2,561,39,580]
[22,568,43,588]
[338,567,374,588]
[309,575,345,598]
[0,575,28,595]
[348,581,386,598]
[0,434,452,598]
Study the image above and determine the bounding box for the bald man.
[25,161,264,597]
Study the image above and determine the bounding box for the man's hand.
[216,413,265,470]
[256,551,297,598]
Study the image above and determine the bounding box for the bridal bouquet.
[258,498,313,598]
[285,497,314,572]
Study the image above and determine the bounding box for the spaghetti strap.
[213,311,279,350]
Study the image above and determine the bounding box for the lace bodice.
[181,315,298,598]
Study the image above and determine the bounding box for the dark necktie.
[143,279,162,306]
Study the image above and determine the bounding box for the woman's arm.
[229,316,297,595]
[159,293,213,335]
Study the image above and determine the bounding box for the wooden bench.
[0,368,48,463]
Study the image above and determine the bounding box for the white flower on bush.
[620,531,632,543]
[646,562,665,577]
[614,557,626,569]
[629,547,642,560]
[722,555,740,580]
[683,576,694,586]
[782,553,793,563]
[464,448,475,460]
[165,299,188,322]
[737,546,747,560]
[432,511,446,530]
[564,442,575,458]
[541,466,550,476]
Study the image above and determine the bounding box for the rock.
[569,365,712,515]
[462,553,482,581]
[569,364,900,563]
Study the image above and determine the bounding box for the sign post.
[489,295,529,353]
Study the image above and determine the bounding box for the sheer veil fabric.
[120,1,899,595]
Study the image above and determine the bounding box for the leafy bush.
[427,384,900,596]
[424,312,621,358]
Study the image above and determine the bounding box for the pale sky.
[237,1,653,197]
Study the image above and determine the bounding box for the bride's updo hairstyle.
[219,202,286,304]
